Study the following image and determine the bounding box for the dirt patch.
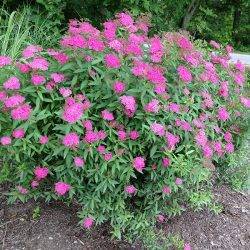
[0,185,249,250]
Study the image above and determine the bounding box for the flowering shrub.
[0,12,249,247]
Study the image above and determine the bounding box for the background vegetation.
[2,0,250,52]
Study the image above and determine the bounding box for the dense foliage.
[0,12,249,247]
[2,0,250,51]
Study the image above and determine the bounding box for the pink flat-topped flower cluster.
[0,12,249,237]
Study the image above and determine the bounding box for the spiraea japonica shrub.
[0,12,249,246]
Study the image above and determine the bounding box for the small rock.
[49,237,53,240]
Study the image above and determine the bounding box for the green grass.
[0,6,61,58]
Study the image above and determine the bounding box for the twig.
[0,219,18,228]
[2,224,7,249]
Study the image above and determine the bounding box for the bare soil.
[0,185,249,250]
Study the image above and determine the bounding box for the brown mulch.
[0,185,249,250]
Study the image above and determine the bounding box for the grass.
[0,6,61,58]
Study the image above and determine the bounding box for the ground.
[0,185,249,250]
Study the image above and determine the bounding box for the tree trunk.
[232,2,242,45]
[182,0,201,29]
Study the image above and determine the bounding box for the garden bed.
[1,184,249,250]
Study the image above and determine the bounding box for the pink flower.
[31,75,45,85]
[104,54,121,68]
[17,186,28,194]
[29,57,49,71]
[175,178,183,185]
[235,60,245,72]
[118,131,126,141]
[16,63,30,73]
[202,145,213,158]
[144,99,160,113]
[12,129,25,139]
[168,103,180,113]
[162,157,170,167]
[63,132,79,149]
[117,12,133,27]
[225,142,234,153]
[178,65,192,83]
[166,132,180,150]
[59,87,72,98]
[209,40,220,49]
[55,182,71,196]
[240,96,250,108]
[219,81,229,98]
[51,73,65,83]
[113,81,125,94]
[74,157,85,167]
[11,103,32,121]
[184,243,192,250]
[195,130,207,147]
[0,136,11,145]
[125,185,137,194]
[0,56,11,67]
[104,152,113,161]
[162,186,171,194]
[62,102,84,124]
[83,217,94,229]
[84,131,99,144]
[157,215,165,223]
[4,95,25,108]
[22,45,42,58]
[150,122,165,137]
[88,38,105,51]
[31,180,39,189]
[97,145,106,154]
[3,77,20,90]
[133,156,145,172]
[0,91,6,101]
[177,36,193,50]
[34,166,49,180]
[213,141,223,156]
[39,135,49,144]
[218,107,229,121]
[83,120,93,131]
[101,109,114,121]
[129,130,139,140]
[224,132,232,142]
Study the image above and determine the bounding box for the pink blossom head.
[29,57,49,71]
[118,130,126,141]
[34,166,49,180]
[74,157,85,167]
[0,91,6,101]
[11,103,32,121]
[62,102,84,124]
[97,145,106,154]
[117,12,134,27]
[144,99,160,113]
[184,243,192,250]
[17,186,28,194]
[129,130,139,140]
[31,180,39,189]
[39,135,49,144]
[225,142,234,153]
[177,65,192,83]
[240,96,250,108]
[162,157,170,167]
[3,77,21,90]
[62,132,79,149]
[120,95,136,112]
[51,73,65,83]
[133,156,145,172]
[150,122,165,137]
[12,128,25,139]
[202,145,213,158]
[104,54,121,68]
[217,107,230,121]
[224,131,232,142]
[31,75,45,85]
[162,186,171,194]
[113,81,125,94]
[103,152,113,161]
[83,120,93,131]
[175,178,183,185]
[83,217,94,229]
[55,181,71,196]
[59,87,72,98]
[0,56,12,67]
[4,95,25,108]
[157,214,165,223]
[125,185,137,194]
[0,136,11,145]
[16,63,30,73]
[101,109,114,121]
